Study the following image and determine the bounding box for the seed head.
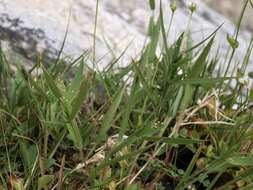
[227,34,239,49]
[170,0,177,13]
[149,0,155,10]
[189,2,197,13]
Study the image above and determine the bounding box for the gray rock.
[204,0,253,31]
[0,0,252,72]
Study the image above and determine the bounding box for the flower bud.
[149,0,155,10]
[227,34,239,49]
[248,72,253,79]
[190,2,197,13]
[170,1,177,13]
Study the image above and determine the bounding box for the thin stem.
[224,0,249,76]
[166,12,174,38]
[0,117,12,175]
[93,0,99,69]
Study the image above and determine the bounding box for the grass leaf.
[42,65,62,99]
[143,137,202,144]
[98,84,126,141]
[69,75,91,121]
[227,156,253,166]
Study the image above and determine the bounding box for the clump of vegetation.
[1,0,253,189]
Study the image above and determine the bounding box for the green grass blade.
[143,137,202,144]
[189,37,215,79]
[183,24,222,54]
[42,65,62,99]
[119,77,137,139]
[27,74,49,101]
[69,76,91,121]
[98,84,126,141]
[178,147,202,188]
[132,61,157,103]
[170,77,236,85]
[226,156,253,166]
[179,37,215,111]
[66,60,84,101]
[110,125,158,156]
[54,12,70,67]
[67,121,83,148]
[159,3,169,53]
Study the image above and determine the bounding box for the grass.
[1,0,253,189]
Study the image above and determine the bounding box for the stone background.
[0,0,252,72]
[204,0,253,31]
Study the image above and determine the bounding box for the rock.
[0,0,252,72]
[204,0,253,31]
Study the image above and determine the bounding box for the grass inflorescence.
[1,1,253,189]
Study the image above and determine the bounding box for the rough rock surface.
[0,0,252,71]
[204,0,253,31]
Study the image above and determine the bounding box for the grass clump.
[1,1,253,190]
